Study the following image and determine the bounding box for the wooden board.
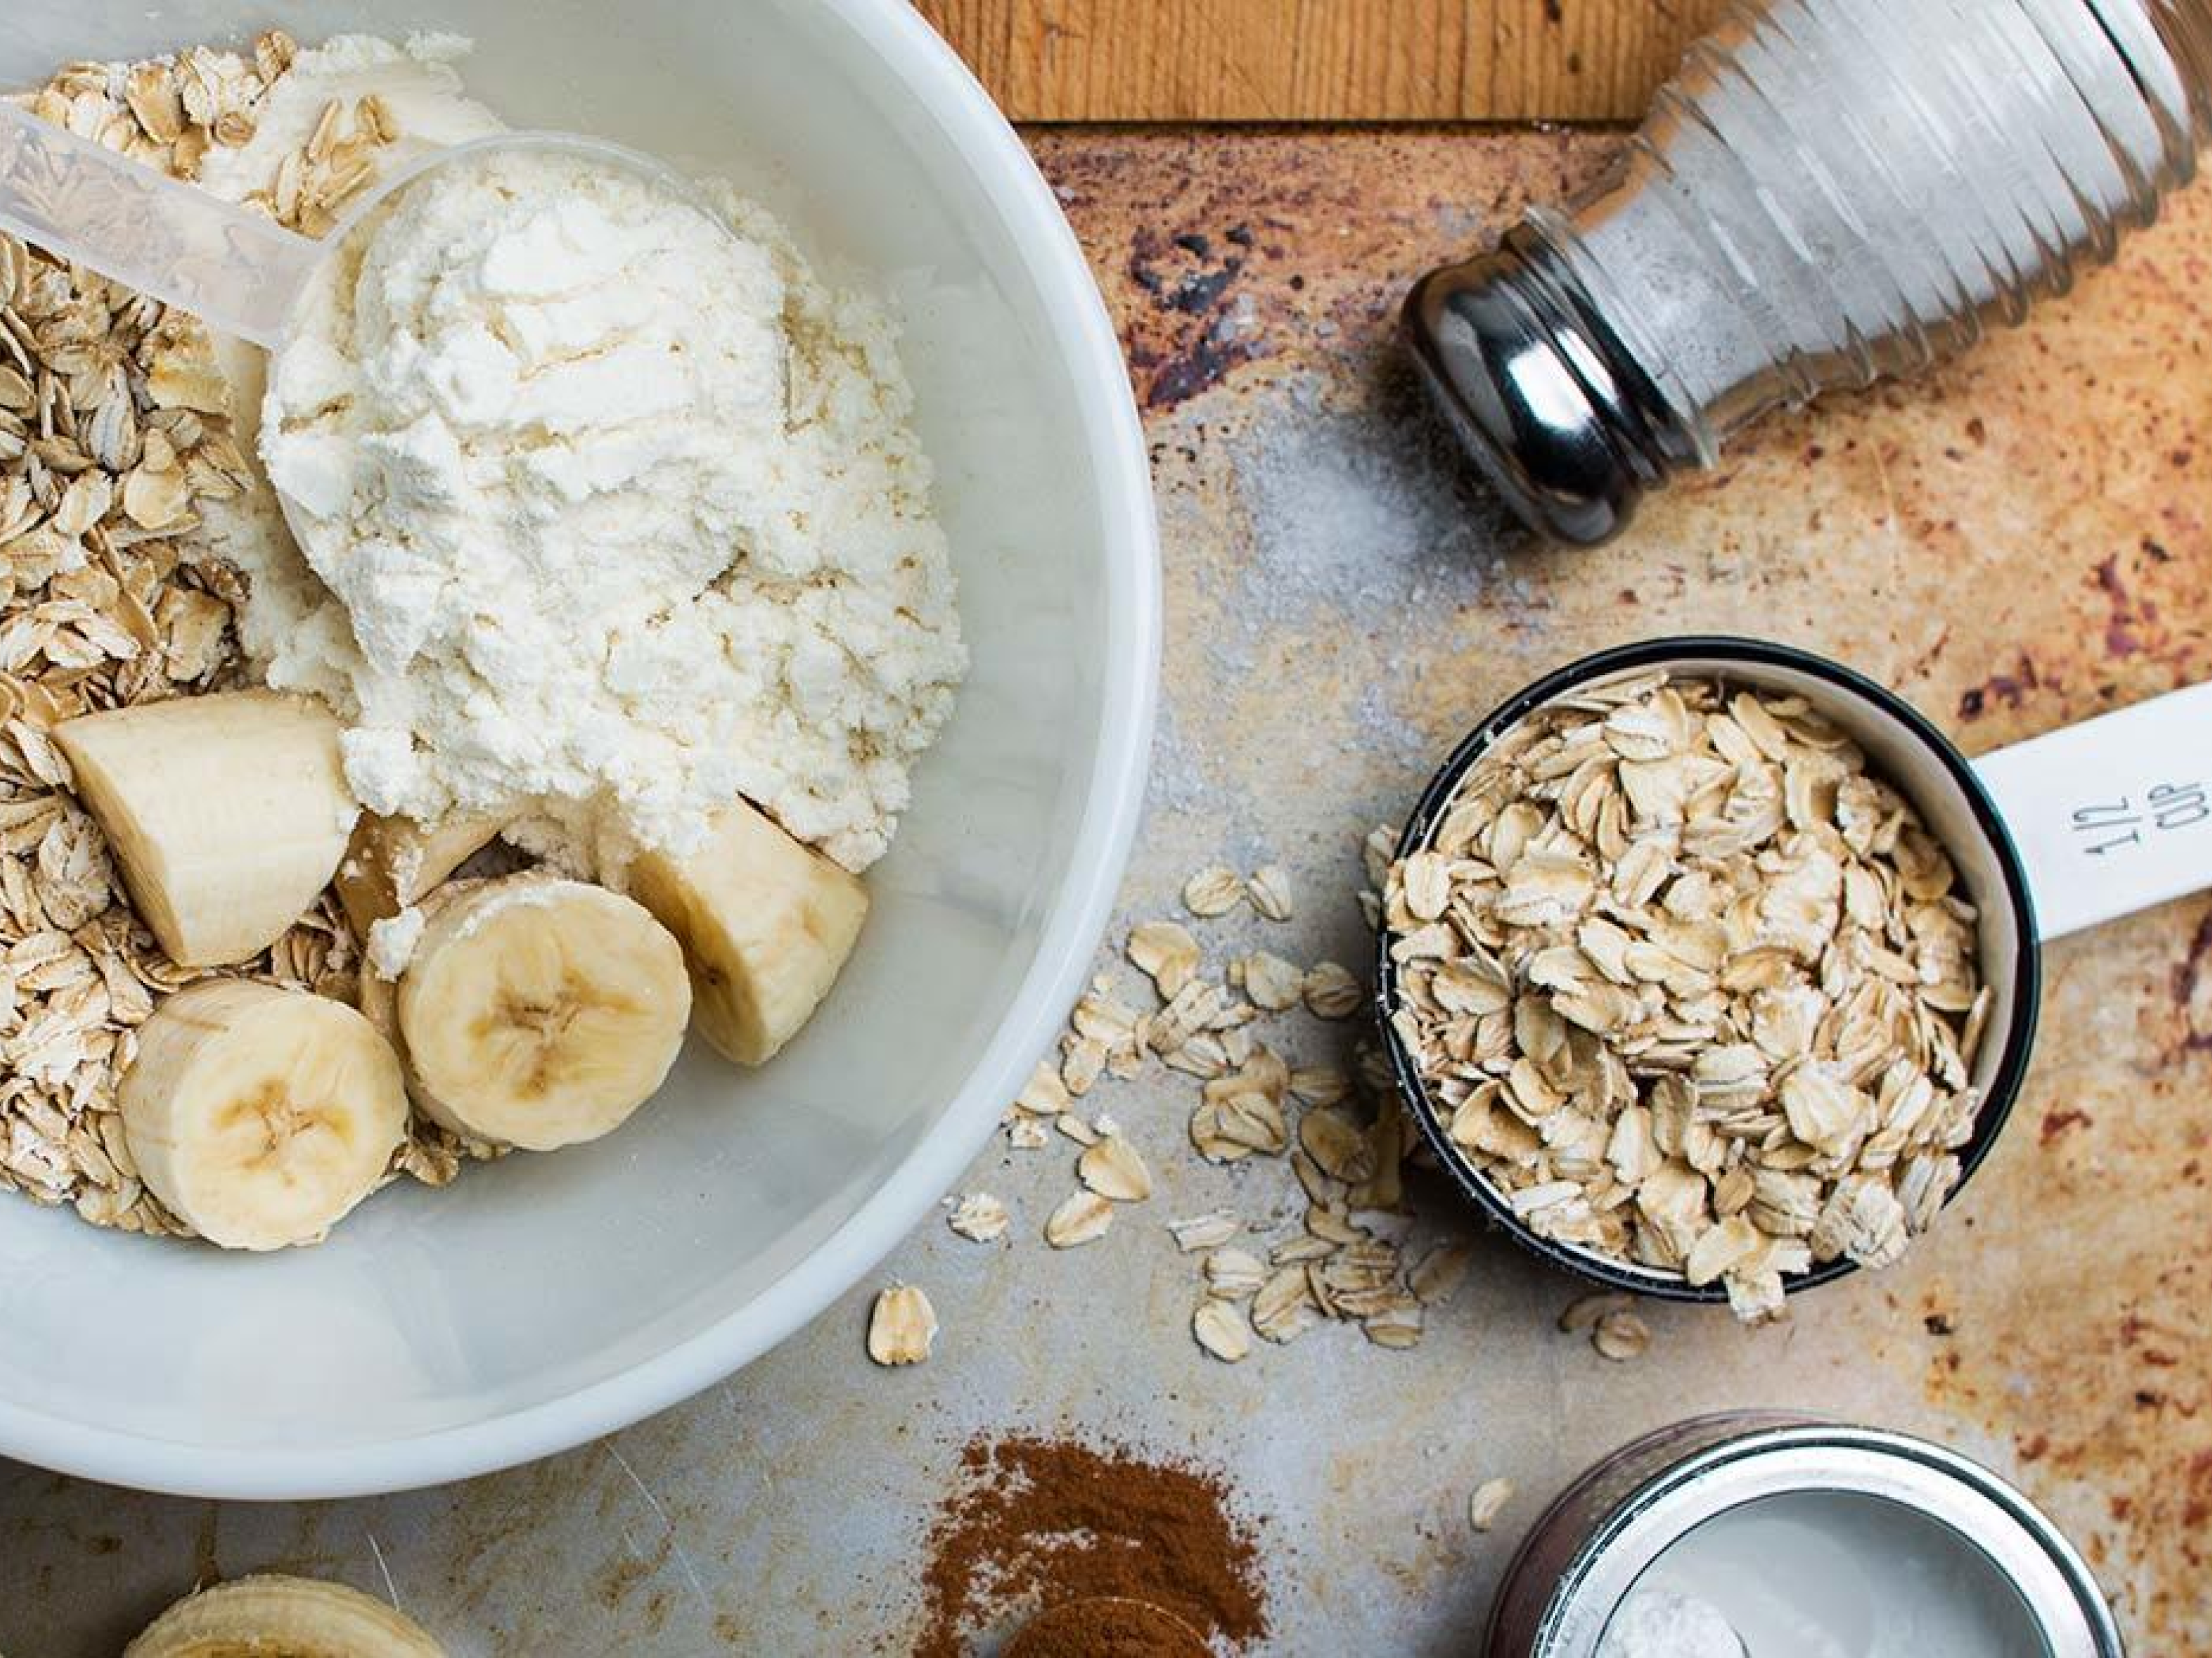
[916,0,1729,122]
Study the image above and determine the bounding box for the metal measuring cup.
[1378,635,2212,1302]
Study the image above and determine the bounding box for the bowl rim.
[1375,633,2041,1306]
[0,0,1161,1500]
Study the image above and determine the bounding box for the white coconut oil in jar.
[1601,1489,2051,1657]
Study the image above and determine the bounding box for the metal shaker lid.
[1402,223,1684,547]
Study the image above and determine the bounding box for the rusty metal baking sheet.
[1,127,2206,1656]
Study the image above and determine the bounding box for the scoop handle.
[1973,681,2212,941]
[0,100,317,349]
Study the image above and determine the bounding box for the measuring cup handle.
[0,101,315,350]
[1971,681,2212,941]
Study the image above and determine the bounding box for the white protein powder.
[245,124,962,876]
[1596,1584,1744,1658]
[365,906,425,981]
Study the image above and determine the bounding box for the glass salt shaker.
[1406,0,2212,545]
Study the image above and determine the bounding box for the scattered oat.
[1467,1477,1515,1532]
[1241,950,1305,1012]
[1060,1035,1108,1098]
[1128,919,1202,997]
[1363,824,1401,887]
[1410,1243,1474,1306]
[1149,979,1226,1057]
[868,1284,938,1366]
[1078,1135,1154,1202]
[1558,1292,1632,1333]
[1251,1265,1321,1344]
[1245,864,1294,921]
[948,1192,1010,1243]
[1592,1308,1652,1361]
[1190,1088,1288,1163]
[1007,825,1454,1363]
[1193,1297,1254,1363]
[1302,961,1364,1019]
[1169,1212,1242,1253]
[1362,1302,1424,1349]
[1044,1190,1115,1249]
[1202,1247,1268,1299]
[1013,1058,1073,1118]
[1162,1035,1232,1079]
[1298,1108,1372,1182]
[1182,866,1246,918]
[1072,988,1143,1051]
[1289,1064,1349,1106]
[1006,1117,1049,1151]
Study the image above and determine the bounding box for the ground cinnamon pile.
[1004,1597,1210,1658]
[913,1434,1268,1656]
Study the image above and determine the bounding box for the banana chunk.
[126,1573,445,1657]
[397,876,691,1151]
[628,798,870,1067]
[335,810,507,941]
[56,690,358,967]
[120,980,409,1252]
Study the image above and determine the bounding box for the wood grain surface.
[916,0,1729,122]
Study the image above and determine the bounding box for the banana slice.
[335,810,507,941]
[628,798,869,1067]
[125,1573,444,1657]
[120,981,409,1251]
[56,690,358,967]
[396,875,691,1151]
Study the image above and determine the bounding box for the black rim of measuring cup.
[1375,635,2043,1304]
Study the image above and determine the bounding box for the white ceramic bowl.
[0,0,1157,1497]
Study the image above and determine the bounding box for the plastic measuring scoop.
[0,98,711,351]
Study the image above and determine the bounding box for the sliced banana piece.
[56,690,358,967]
[125,1573,445,1657]
[335,810,507,942]
[397,875,690,1151]
[628,798,869,1067]
[120,981,408,1251]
